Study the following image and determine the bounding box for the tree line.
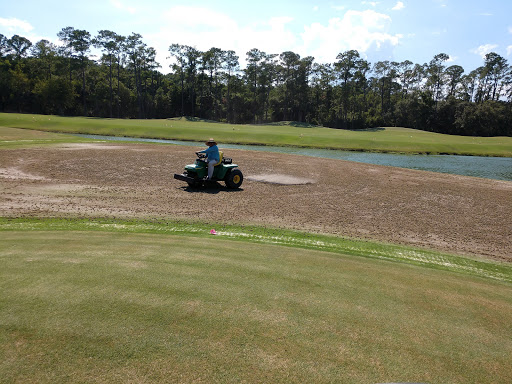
[1,27,511,136]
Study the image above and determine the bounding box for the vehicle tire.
[225,169,243,189]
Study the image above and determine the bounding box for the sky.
[1,0,511,74]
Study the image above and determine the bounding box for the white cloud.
[0,17,34,34]
[0,17,54,46]
[110,0,136,15]
[148,6,298,72]
[148,6,401,73]
[508,26,512,34]
[300,10,401,63]
[471,44,498,58]
[392,1,405,11]
[362,1,380,6]
[507,45,512,56]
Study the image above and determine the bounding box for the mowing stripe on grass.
[1,217,510,283]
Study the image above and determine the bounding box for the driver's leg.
[207,160,215,179]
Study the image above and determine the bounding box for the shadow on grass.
[264,121,320,128]
[348,127,386,132]
[262,122,387,131]
[167,116,221,124]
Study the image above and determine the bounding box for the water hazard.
[75,134,512,181]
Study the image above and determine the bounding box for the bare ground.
[1,142,511,262]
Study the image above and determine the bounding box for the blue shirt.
[199,145,220,162]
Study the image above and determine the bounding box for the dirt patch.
[0,142,511,262]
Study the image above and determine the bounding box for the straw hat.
[205,138,217,145]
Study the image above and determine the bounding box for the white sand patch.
[247,174,315,185]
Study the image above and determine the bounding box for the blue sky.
[1,0,511,73]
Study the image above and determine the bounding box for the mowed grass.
[2,228,512,384]
[0,126,91,148]
[1,112,511,156]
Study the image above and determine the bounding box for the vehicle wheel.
[225,169,243,189]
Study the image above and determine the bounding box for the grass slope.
[1,112,511,156]
[1,227,511,384]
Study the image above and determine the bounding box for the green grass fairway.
[1,113,511,156]
[1,224,511,383]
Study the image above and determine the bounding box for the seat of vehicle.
[214,151,223,166]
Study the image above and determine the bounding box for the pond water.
[75,134,512,181]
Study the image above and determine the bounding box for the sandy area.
[1,142,511,262]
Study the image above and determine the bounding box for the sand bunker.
[247,174,315,185]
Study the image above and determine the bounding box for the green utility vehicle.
[174,152,243,189]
